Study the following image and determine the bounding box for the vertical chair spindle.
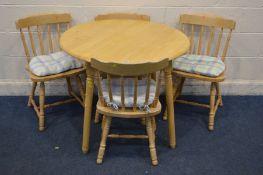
[47,24,53,53]
[144,74,151,106]
[197,26,204,55]
[28,26,37,56]
[96,72,105,105]
[206,26,215,56]
[57,23,61,50]
[120,76,125,111]
[107,74,113,103]
[37,25,45,55]
[19,29,31,63]
[133,76,138,111]
[189,24,195,54]
[214,28,224,57]
[221,29,233,62]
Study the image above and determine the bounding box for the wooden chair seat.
[28,67,86,82]
[174,70,225,82]
[96,101,161,119]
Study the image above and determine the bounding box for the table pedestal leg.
[165,61,176,148]
[82,63,95,154]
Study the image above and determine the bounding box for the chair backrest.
[95,12,150,21]
[179,13,236,61]
[16,13,72,63]
[91,58,168,111]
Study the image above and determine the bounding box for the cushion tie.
[107,102,119,111]
[139,104,151,113]
[106,101,151,113]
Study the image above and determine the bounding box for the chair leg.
[175,77,185,100]
[39,82,45,131]
[76,75,85,100]
[28,82,37,107]
[151,117,156,133]
[146,117,158,165]
[94,110,100,124]
[141,118,146,125]
[97,116,112,164]
[163,76,185,120]
[216,82,223,107]
[101,115,106,130]
[66,77,73,97]
[209,82,216,131]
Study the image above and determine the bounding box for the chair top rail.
[91,58,169,76]
[95,12,150,21]
[16,13,71,29]
[180,13,236,29]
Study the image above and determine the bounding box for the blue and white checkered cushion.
[172,54,225,77]
[101,79,156,110]
[29,51,82,76]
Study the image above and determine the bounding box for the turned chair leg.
[163,77,185,120]
[209,82,216,131]
[101,115,106,129]
[141,117,146,125]
[39,82,45,131]
[146,117,158,165]
[28,82,37,107]
[76,75,85,101]
[216,82,223,106]
[97,116,112,164]
[151,117,156,133]
[94,110,100,124]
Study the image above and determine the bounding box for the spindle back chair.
[16,13,85,131]
[164,13,236,131]
[93,12,151,123]
[180,13,235,61]
[91,58,169,165]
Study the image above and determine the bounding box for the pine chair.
[164,14,236,131]
[16,13,86,131]
[93,12,151,124]
[91,58,169,165]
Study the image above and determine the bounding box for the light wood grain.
[60,20,190,64]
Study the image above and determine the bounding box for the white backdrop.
[0,0,263,95]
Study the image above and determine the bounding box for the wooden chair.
[91,58,168,165]
[93,12,151,124]
[16,13,86,131]
[164,14,236,131]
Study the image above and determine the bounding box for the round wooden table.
[60,19,190,153]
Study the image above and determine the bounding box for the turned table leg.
[82,63,95,154]
[164,61,176,148]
